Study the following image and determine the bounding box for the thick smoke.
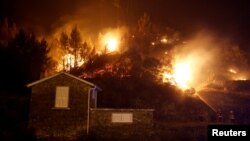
[171,30,249,90]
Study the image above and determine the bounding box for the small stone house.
[27,72,154,140]
[27,72,99,139]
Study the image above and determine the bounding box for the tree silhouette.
[138,13,152,37]
[70,25,81,67]
[0,18,17,45]
[60,31,70,53]
[5,29,51,88]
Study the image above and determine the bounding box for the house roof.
[27,72,97,88]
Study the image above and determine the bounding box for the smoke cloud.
[171,30,249,90]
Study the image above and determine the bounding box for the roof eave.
[27,72,96,88]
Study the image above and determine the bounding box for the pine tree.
[70,25,81,67]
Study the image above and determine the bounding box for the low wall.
[89,108,155,140]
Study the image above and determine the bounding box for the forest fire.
[228,68,247,81]
[2,1,250,140]
[64,53,84,70]
[160,32,250,93]
[48,26,250,95]
[56,53,85,71]
[162,60,192,90]
[50,26,127,72]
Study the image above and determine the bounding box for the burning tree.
[60,32,70,53]
[45,12,250,96]
[70,25,82,67]
[57,26,92,71]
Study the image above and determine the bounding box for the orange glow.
[228,68,248,80]
[162,60,192,90]
[173,61,191,89]
[99,28,126,53]
[228,68,237,74]
[232,75,247,81]
[106,37,119,53]
[236,77,247,81]
[57,53,84,71]
[162,71,175,85]
[160,38,168,44]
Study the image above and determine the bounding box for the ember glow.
[236,77,247,81]
[228,68,248,80]
[160,37,168,44]
[228,68,237,74]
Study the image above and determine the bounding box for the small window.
[112,113,133,123]
[55,86,69,108]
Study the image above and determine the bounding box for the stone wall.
[89,108,155,140]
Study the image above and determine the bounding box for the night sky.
[1,0,250,49]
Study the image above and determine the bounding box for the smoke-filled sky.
[1,0,249,49]
[169,30,250,89]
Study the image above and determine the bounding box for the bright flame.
[232,75,247,81]
[162,71,174,84]
[57,53,85,71]
[228,68,248,80]
[96,51,102,55]
[228,68,237,74]
[236,77,247,81]
[161,61,192,90]
[106,37,119,52]
[99,27,127,54]
[173,62,191,89]
[161,38,168,44]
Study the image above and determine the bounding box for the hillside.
[199,89,250,124]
